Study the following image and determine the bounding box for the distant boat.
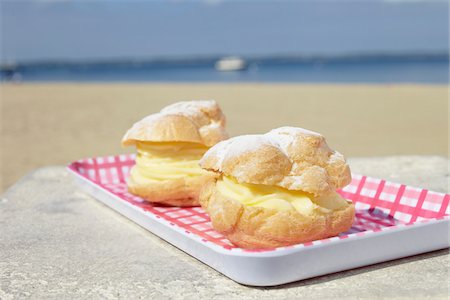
[215,56,247,71]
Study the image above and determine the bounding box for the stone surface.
[1,156,449,299]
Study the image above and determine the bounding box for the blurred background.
[1,0,449,192]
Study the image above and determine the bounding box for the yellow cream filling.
[216,176,349,215]
[130,141,210,182]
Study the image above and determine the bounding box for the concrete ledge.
[1,156,449,299]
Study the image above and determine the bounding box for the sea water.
[1,56,448,83]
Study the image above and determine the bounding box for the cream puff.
[122,100,228,206]
[199,127,355,249]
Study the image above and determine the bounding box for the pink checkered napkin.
[68,154,450,253]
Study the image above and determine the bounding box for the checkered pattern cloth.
[68,154,449,252]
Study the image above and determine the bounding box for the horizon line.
[1,51,449,69]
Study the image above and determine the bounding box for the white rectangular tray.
[68,155,450,286]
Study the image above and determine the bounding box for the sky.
[1,0,448,64]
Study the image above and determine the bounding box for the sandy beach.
[1,83,448,192]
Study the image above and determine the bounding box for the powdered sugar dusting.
[227,135,266,156]
[199,121,222,135]
[208,126,323,162]
[280,175,305,189]
[270,126,321,137]
[201,126,350,194]
[161,100,217,118]
[266,127,322,155]
[209,139,232,167]
[204,134,266,169]
[328,151,345,163]
[122,100,226,146]
[265,131,295,156]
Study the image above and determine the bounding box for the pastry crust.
[199,178,355,249]
[122,100,228,147]
[128,172,218,207]
[200,127,351,196]
[122,100,228,206]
